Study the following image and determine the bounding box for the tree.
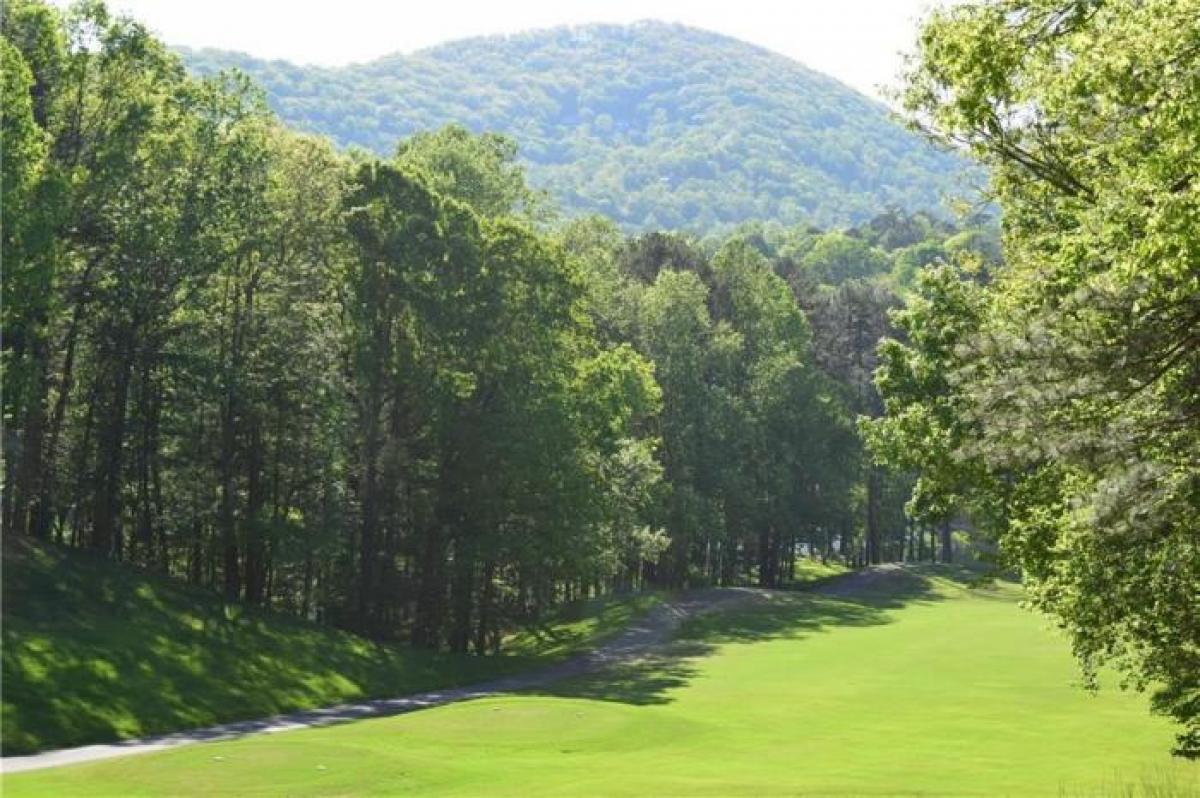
[6,0,994,672]
[395,124,548,222]
[897,0,1200,755]
[800,231,890,285]
[797,279,904,563]
[343,160,466,638]
[1,30,58,539]
[633,268,717,585]
[862,264,989,562]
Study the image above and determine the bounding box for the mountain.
[180,21,974,230]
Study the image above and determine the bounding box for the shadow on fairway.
[529,566,970,707]
[527,642,715,705]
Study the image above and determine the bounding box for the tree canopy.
[4,0,993,661]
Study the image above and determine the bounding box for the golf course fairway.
[6,568,1197,796]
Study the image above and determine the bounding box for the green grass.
[504,591,662,660]
[782,556,849,587]
[8,566,1196,796]
[0,538,658,756]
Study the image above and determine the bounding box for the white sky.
[67,0,952,101]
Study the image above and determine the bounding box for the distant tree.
[179,21,970,231]
[801,232,890,285]
[862,265,989,563]
[395,124,548,221]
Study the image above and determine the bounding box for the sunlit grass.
[8,565,1196,796]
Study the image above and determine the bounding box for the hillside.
[0,539,658,755]
[180,22,974,230]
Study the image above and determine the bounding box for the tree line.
[3,0,998,653]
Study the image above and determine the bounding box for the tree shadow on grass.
[526,566,957,707]
[526,642,714,706]
[1,538,513,756]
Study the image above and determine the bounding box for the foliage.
[0,0,668,666]
[394,124,548,222]
[871,0,1200,756]
[0,1,1000,662]
[0,0,1078,766]
[862,264,990,528]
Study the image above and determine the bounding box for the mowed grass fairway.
[7,569,1197,796]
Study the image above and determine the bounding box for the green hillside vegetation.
[9,569,1195,796]
[180,22,974,230]
[0,538,658,755]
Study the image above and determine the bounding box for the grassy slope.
[1,539,658,755]
[10,567,1197,796]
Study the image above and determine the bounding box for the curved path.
[2,571,886,774]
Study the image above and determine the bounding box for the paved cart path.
[2,568,895,774]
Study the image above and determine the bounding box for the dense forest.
[180,22,973,230]
[3,0,1197,763]
[2,0,994,645]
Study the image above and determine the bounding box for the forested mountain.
[179,22,973,230]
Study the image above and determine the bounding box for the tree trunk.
[302,549,314,619]
[133,357,155,564]
[243,420,267,605]
[218,380,241,601]
[449,542,474,654]
[12,351,49,539]
[865,467,882,564]
[189,517,204,585]
[412,521,445,648]
[787,533,797,582]
[758,526,772,587]
[92,348,133,557]
[69,391,97,548]
[357,413,381,633]
[37,280,92,540]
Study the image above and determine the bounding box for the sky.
[73,0,950,102]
